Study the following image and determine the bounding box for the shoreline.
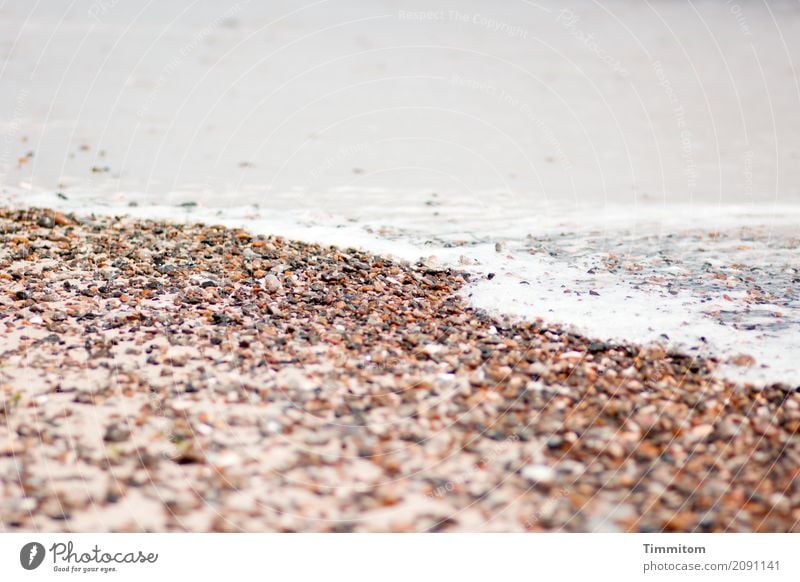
[9,190,800,388]
[1,207,798,532]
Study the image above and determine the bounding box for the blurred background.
[2,0,799,215]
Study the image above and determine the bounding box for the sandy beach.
[1,207,798,532]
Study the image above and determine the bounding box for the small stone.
[587,342,608,353]
[689,424,714,440]
[165,346,194,366]
[211,451,240,468]
[52,212,72,226]
[728,354,756,367]
[104,423,131,443]
[521,464,556,484]
[157,264,178,274]
[606,442,625,459]
[258,418,283,436]
[263,274,282,292]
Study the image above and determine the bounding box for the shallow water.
[2,0,800,385]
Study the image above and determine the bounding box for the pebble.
[263,274,282,292]
[521,464,556,484]
[37,214,55,228]
[104,423,131,443]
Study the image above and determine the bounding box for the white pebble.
[521,464,556,484]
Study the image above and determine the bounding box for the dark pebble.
[587,342,608,353]
[103,423,131,443]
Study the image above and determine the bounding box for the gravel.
[0,207,798,532]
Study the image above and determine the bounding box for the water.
[2,0,800,385]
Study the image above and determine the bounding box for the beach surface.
[1,207,798,532]
[3,0,800,385]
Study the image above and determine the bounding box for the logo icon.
[20,542,46,570]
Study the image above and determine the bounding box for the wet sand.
[1,207,798,532]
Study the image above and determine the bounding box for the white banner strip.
[0,533,797,581]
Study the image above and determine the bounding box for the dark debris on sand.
[0,208,798,532]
